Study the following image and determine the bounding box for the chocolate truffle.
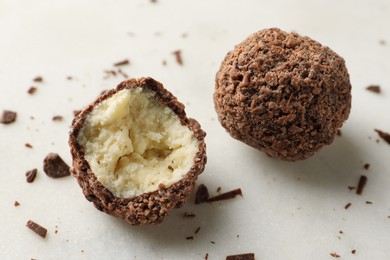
[69,77,206,224]
[215,28,351,161]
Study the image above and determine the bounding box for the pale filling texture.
[78,88,198,198]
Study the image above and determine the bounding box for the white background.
[0,0,389,259]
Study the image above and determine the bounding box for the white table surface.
[1,0,390,259]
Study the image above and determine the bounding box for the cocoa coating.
[215,28,351,161]
[69,77,207,225]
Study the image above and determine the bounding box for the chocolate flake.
[26,169,38,183]
[113,59,130,67]
[172,50,183,65]
[375,129,390,144]
[365,201,373,204]
[363,163,370,170]
[186,236,194,240]
[52,115,63,122]
[25,143,33,149]
[351,249,356,254]
[0,110,17,124]
[183,212,196,218]
[330,252,341,258]
[344,202,351,209]
[356,175,367,195]
[14,201,20,207]
[43,153,70,178]
[210,241,215,244]
[226,253,255,260]
[26,220,47,239]
[207,188,243,203]
[28,87,37,95]
[366,85,381,93]
[33,76,43,82]
[216,187,221,193]
[195,184,209,204]
[205,253,209,260]
[195,226,201,234]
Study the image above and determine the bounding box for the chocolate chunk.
[207,188,243,203]
[43,153,70,178]
[52,115,63,122]
[26,169,38,183]
[195,184,209,204]
[366,85,381,93]
[113,59,130,67]
[33,76,43,82]
[172,50,183,65]
[375,129,390,144]
[356,175,367,195]
[0,110,17,124]
[344,202,351,209]
[26,220,47,239]
[28,87,37,95]
[226,253,255,260]
[25,143,33,149]
[330,252,340,258]
[14,201,20,207]
[363,163,370,170]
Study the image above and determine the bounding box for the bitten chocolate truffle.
[69,77,206,224]
[215,28,351,161]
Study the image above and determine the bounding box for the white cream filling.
[78,88,198,198]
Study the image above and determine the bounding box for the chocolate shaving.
[113,59,130,67]
[118,68,129,78]
[344,203,351,209]
[210,241,215,244]
[365,201,373,204]
[216,187,221,193]
[186,236,194,240]
[330,252,340,258]
[52,115,63,122]
[28,87,37,95]
[195,184,209,204]
[43,153,70,178]
[14,201,20,207]
[207,188,243,203]
[183,212,196,218]
[25,143,33,149]
[356,175,367,195]
[26,169,37,183]
[26,220,47,239]
[363,163,370,170]
[0,110,17,124]
[348,186,355,191]
[172,50,183,65]
[366,85,381,93]
[226,253,255,260]
[375,129,390,144]
[205,253,209,260]
[195,226,201,234]
[33,76,43,82]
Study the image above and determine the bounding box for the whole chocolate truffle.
[215,28,351,161]
[69,77,206,224]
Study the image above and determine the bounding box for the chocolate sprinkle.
[43,153,70,178]
[356,175,367,195]
[172,50,183,65]
[26,169,38,183]
[28,87,37,95]
[26,220,47,239]
[344,203,351,209]
[52,115,63,122]
[113,59,130,67]
[366,85,381,93]
[226,253,255,260]
[195,184,210,204]
[0,110,17,124]
[330,252,341,258]
[375,129,390,144]
[207,188,243,203]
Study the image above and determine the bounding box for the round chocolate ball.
[214,28,351,161]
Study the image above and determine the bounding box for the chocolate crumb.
[183,212,196,218]
[28,87,37,95]
[351,249,356,254]
[43,153,70,178]
[375,129,390,144]
[55,230,58,234]
[345,202,352,209]
[356,175,368,195]
[195,226,201,234]
[205,253,209,260]
[66,76,73,80]
[339,230,343,234]
[216,187,221,193]
[226,253,255,260]
[26,169,37,183]
[348,186,356,191]
[186,236,194,240]
[33,76,43,82]
[207,188,243,203]
[25,143,33,149]
[195,184,209,204]
[330,252,341,258]
[366,85,381,93]
[210,241,215,244]
[52,115,63,122]
[0,110,17,124]
[162,60,167,66]
[363,163,370,170]
[26,220,47,239]
[14,201,20,207]
[113,59,130,67]
[172,50,183,65]
[365,201,373,204]
[336,129,342,136]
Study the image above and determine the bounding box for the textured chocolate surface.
[43,153,70,178]
[69,77,207,225]
[215,28,352,161]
